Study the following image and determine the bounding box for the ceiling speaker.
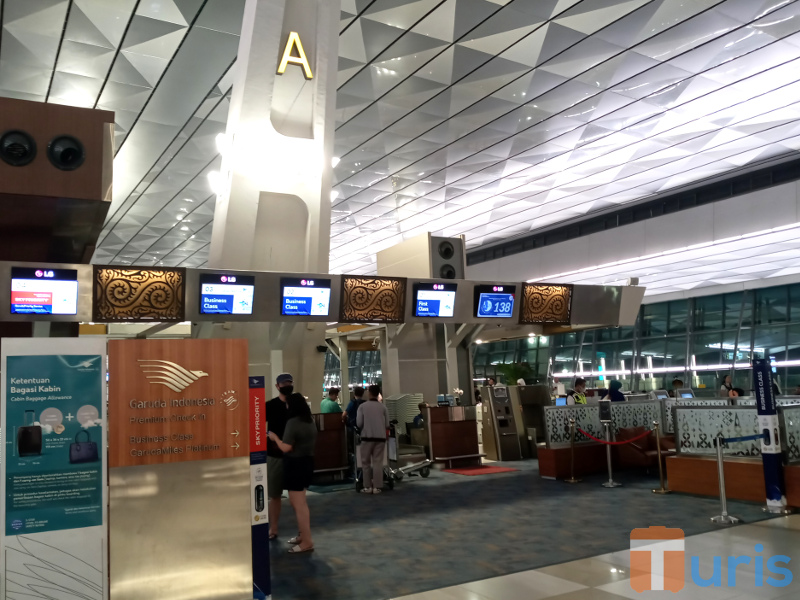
[438,240,455,260]
[48,135,85,171]
[0,130,37,166]
[440,264,457,279]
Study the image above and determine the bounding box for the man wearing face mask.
[265,373,294,540]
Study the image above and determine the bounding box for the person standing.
[265,373,293,540]
[320,387,342,414]
[268,393,318,554]
[566,378,587,405]
[356,384,389,494]
[605,379,626,402]
[720,375,733,397]
[343,386,366,428]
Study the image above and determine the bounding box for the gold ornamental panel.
[520,283,572,324]
[340,276,406,323]
[94,267,185,321]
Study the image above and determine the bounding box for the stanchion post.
[652,421,672,495]
[565,418,580,484]
[711,434,739,525]
[602,422,621,488]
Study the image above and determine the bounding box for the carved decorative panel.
[520,283,572,324]
[783,406,800,463]
[543,400,662,448]
[340,276,406,323]
[94,267,185,321]
[674,407,760,456]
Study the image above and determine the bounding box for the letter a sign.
[278,31,313,79]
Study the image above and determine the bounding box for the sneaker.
[372,488,382,494]
[360,487,373,494]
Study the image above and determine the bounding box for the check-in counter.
[312,413,347,474]
[424,406,481,468]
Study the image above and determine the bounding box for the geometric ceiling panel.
[5,0,800,279]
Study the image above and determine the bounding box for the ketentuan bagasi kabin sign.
[1,338,108,600]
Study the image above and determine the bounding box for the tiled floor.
[392,516,800,600]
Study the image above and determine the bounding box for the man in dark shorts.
[265,373,293,539]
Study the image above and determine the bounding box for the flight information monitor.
[281,278,332,316]
[474,284,516,319]
[11,267,79,315]
[414,283,457,318]
[199,273,255,315]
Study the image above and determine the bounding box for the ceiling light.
[215,133,230,155]
[207,170,224,195]
[332,156,340,168]
[331,190,340,201]
[183,198,193,202]
[181,226,189,231]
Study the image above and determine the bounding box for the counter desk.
[422,406,481,469]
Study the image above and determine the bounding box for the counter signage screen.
[474,284,516,319]
[199,273,255,315]
[414,283,457,318]
[281,278,332,316]
[11,267,79,314]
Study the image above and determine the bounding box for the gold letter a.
[278,32,313,79]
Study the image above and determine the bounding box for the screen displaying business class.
[414,283,457,317]
[474,284,516,318]
[281,278,332,316]
[199,274,255,315]
[10,267,79,315]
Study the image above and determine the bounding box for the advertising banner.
[752,358,788,512]
[1,338,107,600]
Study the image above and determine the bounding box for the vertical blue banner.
[249,375,270,599]
[752,358,787,513]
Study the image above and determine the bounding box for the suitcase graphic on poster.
[17,409,42,456]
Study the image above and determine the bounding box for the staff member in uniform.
[265,373,293,540]
[566,378,587,405]
[268,393,318,554]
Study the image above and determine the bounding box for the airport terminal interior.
[1,0,800,599]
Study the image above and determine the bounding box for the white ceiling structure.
[2,0,800,281]
[532,223,800,296]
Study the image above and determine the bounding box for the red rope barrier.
[576,427,653,445]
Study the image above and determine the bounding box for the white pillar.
[206,0,340,399]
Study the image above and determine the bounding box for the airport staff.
[565,378,587,405]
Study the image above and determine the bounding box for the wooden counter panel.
[785,465,800,508]
[538,444,606,479]
[431,420,478,458]
[666,455,766,503]
[109,339,249,467]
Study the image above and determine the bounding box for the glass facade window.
[473,282,800,394]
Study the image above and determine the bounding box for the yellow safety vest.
[572,392,587,405]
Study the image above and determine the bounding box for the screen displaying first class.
[11,267,79,315]
[474,284,516,318]
[199,273,255,315]
[414,283,457,318]
[281,278,332,316]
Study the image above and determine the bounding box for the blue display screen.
[413,283,457,318]
[280,277,332,317]
[474,284,516,319]
[199,273,255,315]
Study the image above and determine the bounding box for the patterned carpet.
[269,461,774,600]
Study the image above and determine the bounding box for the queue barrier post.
[602,422,622,488]
[565,418,580,484]
[652,420,672,495]
[711,434,740,525]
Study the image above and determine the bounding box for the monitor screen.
[680,392,694,399]
[414,282,457,318]
[11,267,78,315]
[474,284,516,318]
[281,278,332,316]
[655,391,669,399]
[199,273,255,315]
[555,397,567,406]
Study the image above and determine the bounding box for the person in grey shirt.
[268,393,317,553]
[356,384,390,494]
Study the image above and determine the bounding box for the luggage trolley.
[387,420,432,481]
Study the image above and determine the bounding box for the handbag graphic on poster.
[17,409,43,457]
[70,429,99,464]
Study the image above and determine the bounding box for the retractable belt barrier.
[576,427,652,445]
[711,432,766,525]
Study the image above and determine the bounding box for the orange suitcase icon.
[630,526,685,593]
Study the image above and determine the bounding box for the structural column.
[204,0,340,404]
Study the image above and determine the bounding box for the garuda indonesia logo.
[138,359,208,392]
